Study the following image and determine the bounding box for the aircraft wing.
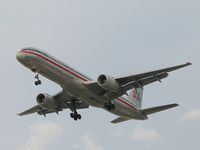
[18,91,89,116]
[115,62,191,86]
[85,63,191,99]
[111,117,130,124]
[18,105,42,116]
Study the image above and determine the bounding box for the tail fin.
[128,88,143,109]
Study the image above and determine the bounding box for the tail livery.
[111,88,179,123]
[128,88,143,109]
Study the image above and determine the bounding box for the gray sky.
[0,0,200,150]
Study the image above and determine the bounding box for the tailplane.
[128,87,143,109]
[140,103,179,115]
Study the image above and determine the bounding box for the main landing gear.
[104,101,115,111]
[70,100,82,121]
[70,111,81,121]
[34,73,42,86]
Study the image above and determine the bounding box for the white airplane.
[16,47,191,123]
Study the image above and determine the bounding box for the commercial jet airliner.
[16,47,191,123]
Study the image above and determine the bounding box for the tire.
[70,113,74,118]
[35,81,38,86]
[74,116,78,121]
[77,114,82,120]
[38,80,42,85]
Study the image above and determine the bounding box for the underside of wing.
[84,81,107,96]
[111,117,131,124]
[18,90,89,116]
[18,105,42,116]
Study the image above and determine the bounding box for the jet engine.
[97,74,120,92]
[36,93,58,110]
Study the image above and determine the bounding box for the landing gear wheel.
[77,114,82,120]
[70,113,74,118]
[70,99,82,121]
[35,80,42,86]
[104,102,115,111]
[74,116,78,121]
[70,112,81,121]
[34,73,42,86]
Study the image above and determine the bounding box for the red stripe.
[20,50,138,110]
[20,51,89,81]
[117,98,138,110]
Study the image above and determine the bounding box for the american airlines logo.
[132,89,140,101]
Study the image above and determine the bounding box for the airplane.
[16,47,191,123]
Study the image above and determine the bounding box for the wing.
[111,117,130,124]
[18,90,89,116]
[18,105,42,116]
[85,63,191,99]
[115,62,191,86]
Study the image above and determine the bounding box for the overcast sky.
[0,0,200,150]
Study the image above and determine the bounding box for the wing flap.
[116,62,191,85]
[140,103,179,115]
[121,72,168,92]
[85,63,191,99]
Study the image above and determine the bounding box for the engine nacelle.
[36,93,58,110]
[97,74,120,92]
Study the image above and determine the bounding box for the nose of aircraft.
[16,51,26,63]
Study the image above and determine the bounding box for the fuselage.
[16,47,146,120]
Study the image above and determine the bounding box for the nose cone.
[16,51,26,63]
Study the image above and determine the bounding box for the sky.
[0,0,200,150]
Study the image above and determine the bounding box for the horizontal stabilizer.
[111,117,130,124]
[140,103,179,115]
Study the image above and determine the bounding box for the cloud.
[17,122,62,150]
[81,133,104,150]
[131,125,161,143]
[182,109,200,121]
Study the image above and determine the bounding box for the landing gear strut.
[70,100,81,121]
[34,73,42,86]
[104,101,115,111]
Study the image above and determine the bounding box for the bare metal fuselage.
[17,50,146,120]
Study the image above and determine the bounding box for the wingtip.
[174,103,179,107]
[186,62,192,65]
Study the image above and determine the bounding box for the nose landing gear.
[34,73,42,86]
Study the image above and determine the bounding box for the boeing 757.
[16,48,191,123]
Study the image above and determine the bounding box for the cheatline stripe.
[20,50,89,81]
[118,98,138,110]
[20,50,138,110]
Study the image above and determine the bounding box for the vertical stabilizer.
[128,88,143,109]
